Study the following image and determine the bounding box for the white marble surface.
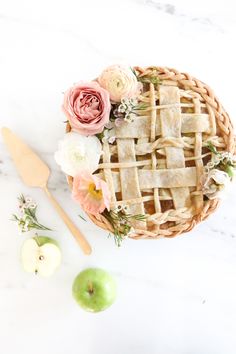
[1,0,236,353]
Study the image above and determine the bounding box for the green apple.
[21,236,61,277]
[72,268,116,312]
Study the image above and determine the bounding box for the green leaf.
[135,103,149,111]
[95,131,105,141]
[11,214,19,221]
[78,214,87,222]
[130,67,137,77]
[30,222,52,231]
[207,142,219,155]
[225,165,234,178]
[138,76,161,85]
[25,206,37,219]
[113,230,124,247]
[132,214,147,221]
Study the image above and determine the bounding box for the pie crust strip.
[159,85,191,209]
[116,139,146,229]
[150,83,161,212]
[114,113,211,139]
[97,166,197,193]
[193,97,204,213]
[102,141,116,203]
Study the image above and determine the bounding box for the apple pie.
[62,66,235,241]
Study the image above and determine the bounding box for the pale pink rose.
[63,81,111,135]
[72,171,111,215]
[98,65,141,102]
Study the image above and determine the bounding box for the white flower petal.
[210,169,230,185]
[54,132,102,177]
[203,169,231,199]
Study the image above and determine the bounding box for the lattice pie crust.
[67,66,235,239]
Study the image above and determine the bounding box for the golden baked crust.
[67,66,235,239]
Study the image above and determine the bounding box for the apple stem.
[88,281,94,295]
[35,233,40,246]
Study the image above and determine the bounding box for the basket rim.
[65,65,235,239]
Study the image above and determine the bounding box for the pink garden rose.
[63,81,111,135]
[72,171,111,215]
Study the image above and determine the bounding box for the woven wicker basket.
[66,66,235,240]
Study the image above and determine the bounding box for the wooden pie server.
[1,127,92,255]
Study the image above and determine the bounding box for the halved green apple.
[21,236,61,277]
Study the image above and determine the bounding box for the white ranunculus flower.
[54,132,102,177]
[202,169,231,199]
[98,65,141,102]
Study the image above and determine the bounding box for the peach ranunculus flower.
[98,65,141,102]
[63,81,111,135]
[72,172,111,215]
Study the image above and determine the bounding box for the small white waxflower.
[118,97,137,112]
[118,103,126,114]
[18,205,25,213]
[24,197,37,210]
[18,196,37,215]
[102,128,116,144]
[25,196,33,204]
[54,132,102,177]
[221,152,236,162]
[27,202,37,209]
[124,113,136,123]
[114,204,129,214]
[212,154,222,165]
[17,214,30,234]
[108,135,116,144]
[206,161,215,171]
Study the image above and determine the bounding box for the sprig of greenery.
[207,142,219,155]
[95,131,105,141]
[135,102,149,110]
[130,66,161,86]
[108,230,125,248]
[12,194,51,233]
[206,144,236,177]
[108,209,146,222]
[138,76,161,85]
[103,208,146,247]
